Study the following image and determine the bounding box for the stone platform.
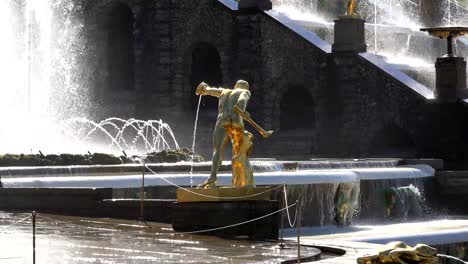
[174,186,279,239]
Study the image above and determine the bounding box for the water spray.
[140,160,145,221]
[190,95,203,187]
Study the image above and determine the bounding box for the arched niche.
[188,42,223,114]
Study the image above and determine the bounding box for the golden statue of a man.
[347,0,356,16]
[195,80,254,188]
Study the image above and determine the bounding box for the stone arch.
[266,81,317,157]
[185,42,223,113]
[368,123,417,157]
[104,2,135,91]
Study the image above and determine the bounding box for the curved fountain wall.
[0,159,435,226]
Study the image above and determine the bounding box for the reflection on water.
[0,212,307,264]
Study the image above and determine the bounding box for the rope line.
[142,162,283,200]
[437,254,467,264]
[30,203,296,238]
[283,185,298,228]
[0,215,31,233]
[180,202,297,235]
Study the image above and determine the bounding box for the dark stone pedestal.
[238,0,272,10]
[332,16,367,53]
[172,200,279,240]
[98,199,174,223]
[435,57,467,102]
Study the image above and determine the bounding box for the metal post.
[32,211,36,264]
[140,162,145,221]
[279,185,285,249]
[297,200,301,264]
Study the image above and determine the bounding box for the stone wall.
[81,0,468,162]
[330,52,462,159]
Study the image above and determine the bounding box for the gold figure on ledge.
[347,0,356,16]
[195,80,272,189]
[357,241,438,264]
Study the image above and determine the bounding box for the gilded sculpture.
[357,241,438,264]
[347,0,356,16]
[195,80,272,189]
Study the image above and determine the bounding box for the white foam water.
[189,95,203,186]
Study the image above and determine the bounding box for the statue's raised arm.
[195,82,223,98]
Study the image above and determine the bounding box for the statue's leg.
[242,131,254,187]
[230,127,243,187]
[210,126,229,178]
[198,126,228,188]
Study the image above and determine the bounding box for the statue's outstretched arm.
[196,82,223,98]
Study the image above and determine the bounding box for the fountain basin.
[0,162,435,228]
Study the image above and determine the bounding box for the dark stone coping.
[0,188,112,212]
[263,10,332,53]
[359,52,435,100]
[299,240,379,264]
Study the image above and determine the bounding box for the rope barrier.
[141,161,283,200]
[179,202,297,235]
[31,203,297,238]
[437,254,467,264]
[283,185,298,228]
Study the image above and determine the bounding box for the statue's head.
[234,80,249,90]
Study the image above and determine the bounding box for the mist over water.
[0,1,180,155]
[0,0,88,154]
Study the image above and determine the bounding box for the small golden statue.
[195,80,272,189]
[357,241,438,264]
[347,0,356,16]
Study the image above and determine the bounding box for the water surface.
[0,212,310,264]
